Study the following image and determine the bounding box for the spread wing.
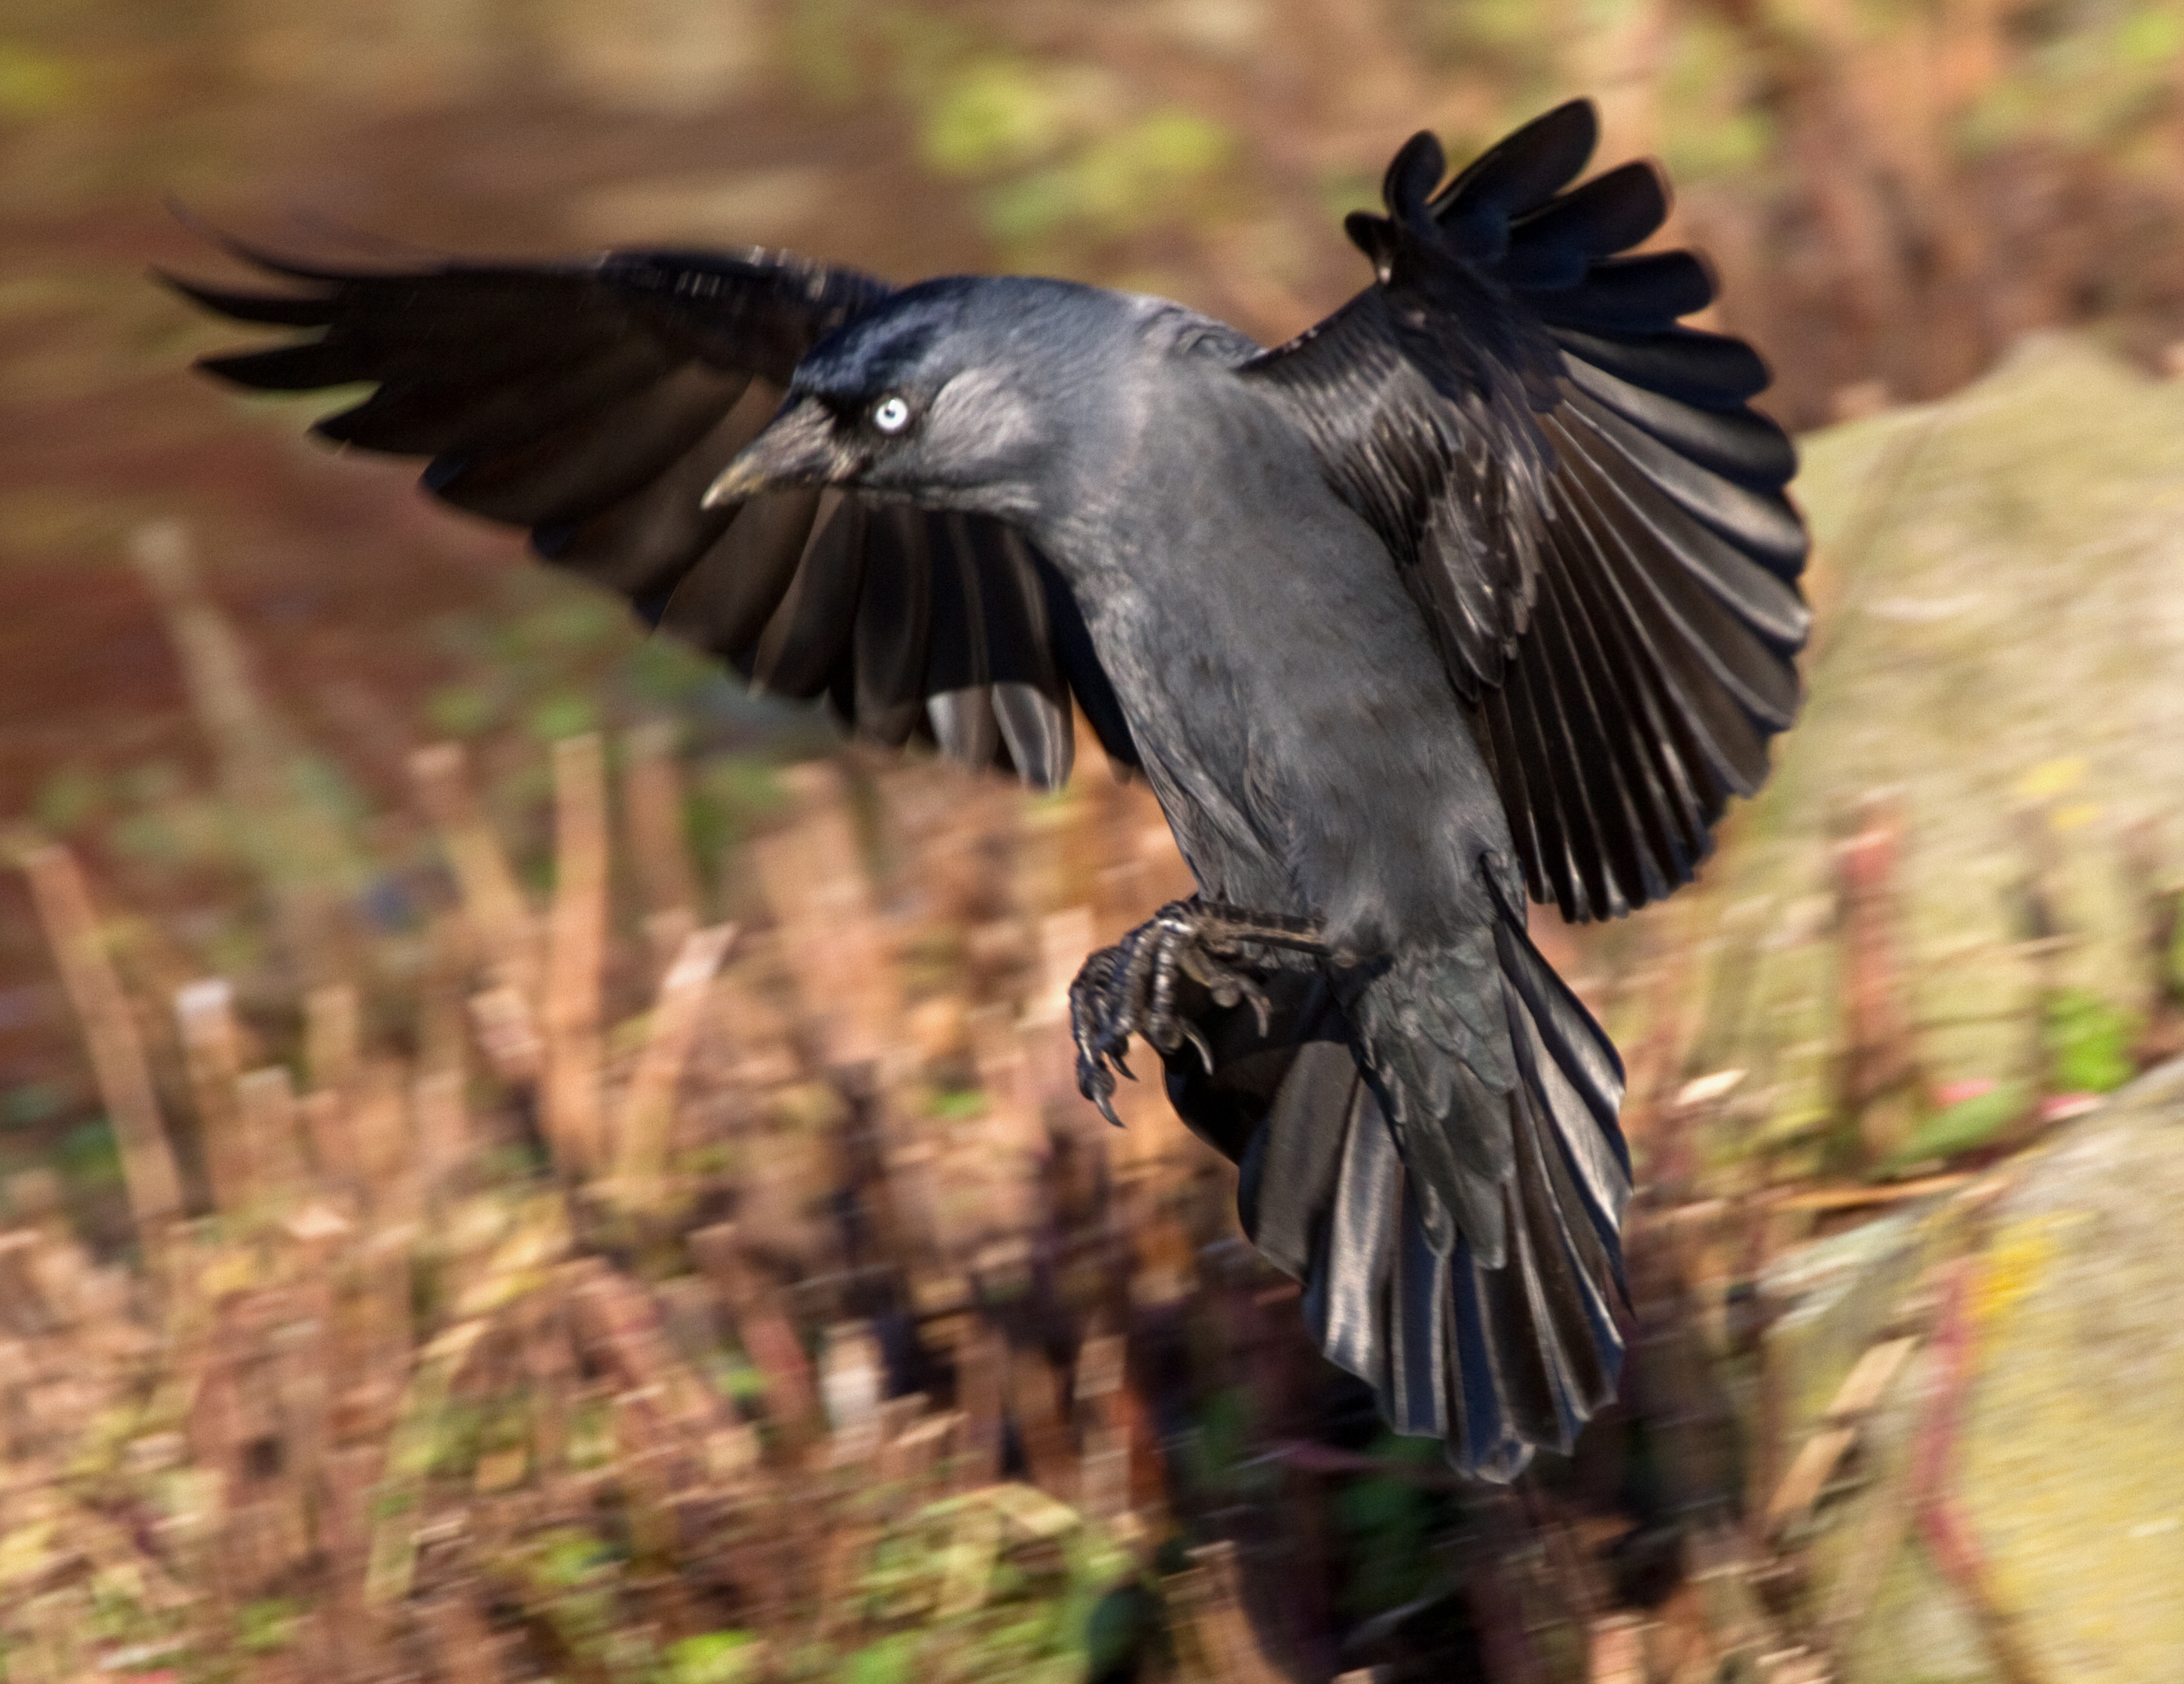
[166,241,1139,785]
[1243,101,1809,921]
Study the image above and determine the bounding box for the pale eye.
[871,395,911,434]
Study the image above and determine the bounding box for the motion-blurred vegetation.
[5,2,2184,1680]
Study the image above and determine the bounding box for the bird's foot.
[1068,898,1327,1125]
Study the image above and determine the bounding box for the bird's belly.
[1085,532,1507,943]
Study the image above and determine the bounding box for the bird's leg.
[1068,898,1328,1124]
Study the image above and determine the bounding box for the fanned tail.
[1162,902,1629,1480]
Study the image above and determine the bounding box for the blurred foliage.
[979,111,1232,255]
[1331,1435,1447,1619]
[236,1596,305,1655]
[1879,1081,2029,1174]
[1415,0,1560,99]
[51,1115,120,1191]
[662,1630,764,1684]
[0,41,78,120]
[1655,17,1776,184]
[868,20,1239,263]
[2042,984,2139,1094]
[1962,0,2184,154]
[4,2,2184,1677]
[2,1081,65,1129]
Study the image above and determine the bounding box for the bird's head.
[703,277,1125,523]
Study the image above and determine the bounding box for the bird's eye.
[871,395,911,435]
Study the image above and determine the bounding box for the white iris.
[873,395,911,434]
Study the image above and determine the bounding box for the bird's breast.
[1058,480,1508,934]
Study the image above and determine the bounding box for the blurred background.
[3,3,2184,1681]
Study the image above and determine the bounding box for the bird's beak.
[702,395,850,508]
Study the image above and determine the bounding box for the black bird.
[169,100,1807,1478]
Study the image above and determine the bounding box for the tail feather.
[1288,1055,1398,1397]
[1494,911,1630,1236]
[1386,1175,1450,1436]
[1162,900,1630,1481]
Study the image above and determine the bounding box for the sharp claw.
[1069,901,1313,1112]
[1077,1054,1125,1127]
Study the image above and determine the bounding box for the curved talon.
[1178,928,1274,1039]
[1069,897,1322,1119]
[1081,1066,1121,1127]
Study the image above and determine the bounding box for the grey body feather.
[989,307,1533,1264]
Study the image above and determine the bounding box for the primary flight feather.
[172,99,1807,1478]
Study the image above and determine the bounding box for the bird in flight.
[170,99,1807,1479]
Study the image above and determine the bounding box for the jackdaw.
[169,99,1807,1478]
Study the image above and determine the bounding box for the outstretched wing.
[167,241,1139,784]
[1243,101,1808,921]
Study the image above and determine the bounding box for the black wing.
[166,241,1139,784]
[1243,102,1808,921]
